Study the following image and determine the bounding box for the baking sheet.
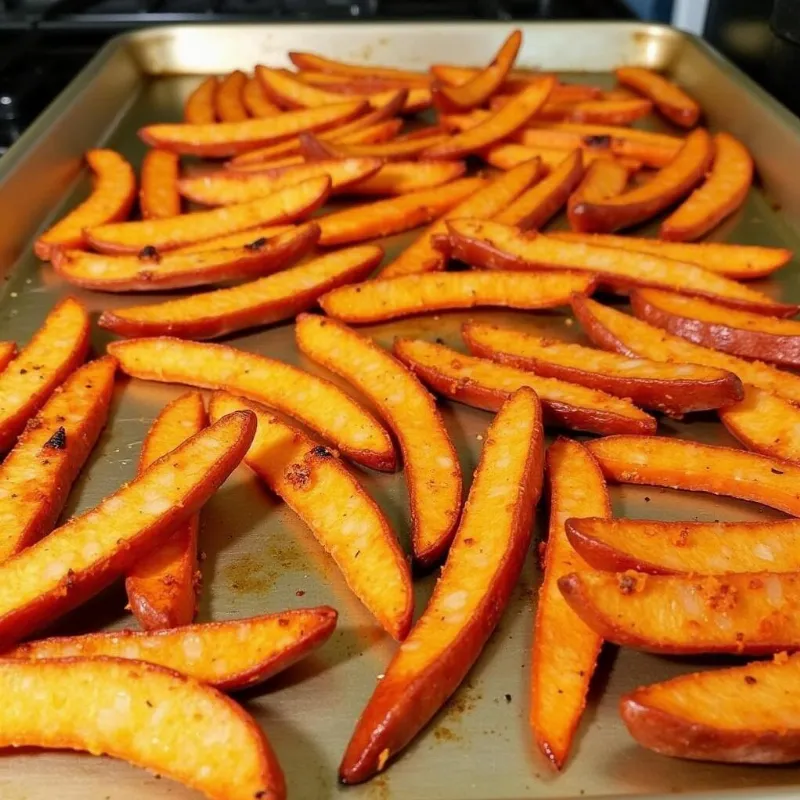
[1,21,800,800]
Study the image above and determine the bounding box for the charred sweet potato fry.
[173,224,295,254]
[99,242,381,340]
[616,66,700,128]
[567,158,628,228]
[288,51,431,86]
[107,337,395,471]
[394,338,655,436]
[243,75,280,118]
[209,392,411,639]
[349,161,467,196]
[0,657,285,800]
[531,438,610,770]
[34,150,136,260]
[184,76,217,124]
[296,315,461,567]
[215,70,249,122]
[463,321,743,417]
[139,149,181,220]
[340,388,544,783]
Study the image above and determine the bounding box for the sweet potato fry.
[319,270,596,324]
[316,177,484,246]
[5,607,337,689]
[289,51,431,86]
[463,321,743,417]
[567,158,628,227]
[293,72,421,92]
[54,224,319,292]
[393,338,655,436]
[559,570,800,655]
[184,76,217,123]
[99,242,381,340]
[348,160,467,196]
[484,142,640,173]
[616,66,700,128]
[430,64,554,92]
[340,388,543,783]
[209,393,411,638]
[34,150,136,260]
[173,224,294,254]
[139,99,367,157]
[621,653,800,764]
[0,298,90,454]
[86,175,330,254]
[536,98,652,125]
[302,130,448,161]
[0,357,114,564]
[107,337,395,471]
[445,218,793,315]
[566,517,800,576]
[139,149,181,220]
[125,392,205,630]
[296,315,461,567]
[215,70,249,122]
[531,438,610,770]
[0,342,16,374]
[0,657,284,800]
[243,75,280,118]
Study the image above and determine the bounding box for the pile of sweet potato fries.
[3,28,799,798]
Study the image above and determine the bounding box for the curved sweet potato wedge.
[34,150,136,260]
[340,388,543,783]
[303,131,448,161]
[86,175,330,254]
[484,142,637,173]
[536,98,652,125]
[288,52,431,86]
[0,297,90,454]
[293,73,423,93]
[184,76,217,124]
[559,570,800,655]
[243,75,280,118]
[209,392,411,639]
[107,337,395,471]
[567,157,628,227]
[569,128,713,233]
[430,64,554,93]
[463,321,743,416]
[215,70,248,122]
[616,66,700,128]
[445,218,794,315]
[393,338,655,436]
[320,270,596,324]
[0,656,284,800]
[566,517,800,576]
[99,242,381,340]
[531,438,609,770]
[139,149,181,219]
[349,160,467,196]
[296,315,461,567]
[173,224,295,254]
[55,223,319,292]
[621,653,800,764]
[140,99,367,157]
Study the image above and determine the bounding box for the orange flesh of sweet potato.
[107,337,395,471]
[296,315,461,567]
[312,133,449,161]
[484,142,638,173]
[172,224,294,254]
[0,656,284,800]
[125,392,206,630]
[243,75,281,117]
[558,570,800,655]
[393,338,655,436]
[0,298,90,454]
[567,157,628,227]
[209,393,411,638]
[34,150,136,260]
[616,66,700,128]
[0,410,255,649]
[531,438,609,770]
[139,149,181,220]
[463,321,743,417]
[339,388,544,783]
[214,70,248,122]
[288,51,431,85]
[99,242,381,340]
[183,76,217,124]
[348,160,467,196]
[535,98,652,125]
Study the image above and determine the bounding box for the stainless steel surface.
[1,21,799,800]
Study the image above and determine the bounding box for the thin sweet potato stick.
[173,224,295,254]
[139,149,181,220]
[535,98,652,125]
[567,157,628,228]
[107,337,395,471]
[484,142,639,173]
[302,131,449,161]
[616,66,700,128]
[288,51,431,85]
[215,70,249,122]
[243,75,280,117]
[349,161,467,196]
[184,76,217,124]
[209,393,412,639]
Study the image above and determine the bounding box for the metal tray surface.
[0,21,799,800]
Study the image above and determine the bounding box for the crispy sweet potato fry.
[536,98,652,125]
[430,64,554,92]
[86,175,330,254]
[463,321,743,417]
[125,392,206,630]
[0,298,89,454]
[531,438,609,770]
[616,66,700,128]
[107,337,395,470]
[34,150,136,260]
[99,242,381,340]
[348,160,467,196]
[243,75,280,117]
[173,224,295,254]
[209,392,411,638]
[340,388,543,783]
[567,158,628,227]
[320,270,596,324]
[215,70,249,122]
[302,130,448,161]
[289,51,431,86]
[139,149,181,220]
[296,315,461,567]
[293,73,421,92]
[484,142,640,173]
[184,76,217,124]
[0,657,284,800]
[394,338,655,436]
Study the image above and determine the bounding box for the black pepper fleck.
[43,426,67,450]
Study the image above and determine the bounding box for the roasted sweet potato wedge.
[348,160,467,196]
[567,157,628,228]
[243,75,280,118]
[173,224,295,254]
[34,150,136,260]
[463,321,743,417]
[289,52,431,86]
[139,149,181,220]
[531,438,609,770]
[536,97,652,125]
[293,72,422,93]
[394,338,655,436]
[0,656,284,800]
[99,241,381,340]
[303,131,448,161]
[484,142,637,173]
[340,388,543,783]
[107,337,395,471]
[430,64,553,93]
[184,76,217,124]
[320,270,596,324]
[0,342,16,374]
[616,66,700,128]
[296,315,461,567]
[209,393,411,639]
[215,70,249,122]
